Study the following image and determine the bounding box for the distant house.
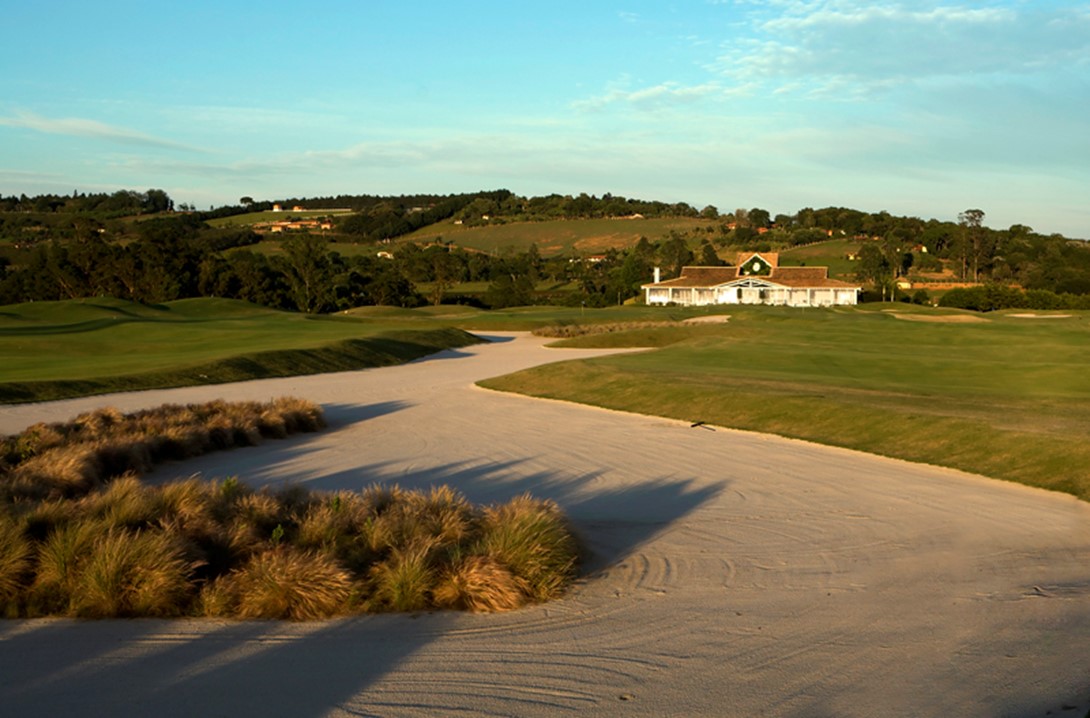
[272,204,282,212]
[643,252,860,307]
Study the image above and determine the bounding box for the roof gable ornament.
[739,253,772,277]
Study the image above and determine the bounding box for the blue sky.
[1,1,1088,237]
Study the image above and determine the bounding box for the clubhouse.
[643,252,860,308]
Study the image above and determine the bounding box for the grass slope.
[208,209,354,227]
[481,305,1090,501]
[779,239,862,279]
[0,298,481,403]
[399,217,718,256]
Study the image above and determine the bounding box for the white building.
[643,252,860,308]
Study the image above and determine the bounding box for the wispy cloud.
[0,110,207,152]
[711,2,1090,95]
[573,81,727,111]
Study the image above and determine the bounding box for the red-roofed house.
[642,252,860,307]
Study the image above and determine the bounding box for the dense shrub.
[939,284,1090,312]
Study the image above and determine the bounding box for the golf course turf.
[0,298,481,403]
[481,304,1090,501]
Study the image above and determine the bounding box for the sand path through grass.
[0,333,1088,716]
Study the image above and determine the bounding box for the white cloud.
[573,81,726,111]
[712,2,1090,95]
[0,110,207,153]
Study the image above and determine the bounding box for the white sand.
[1,332,1088,717]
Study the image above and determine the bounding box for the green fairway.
[0,298,480,403]
[481,305,1090,501]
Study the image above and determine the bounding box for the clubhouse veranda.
[643,252,861,308]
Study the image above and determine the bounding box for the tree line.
[0,189,173,216]
[0,208,706,312]
[4,188,1090,312]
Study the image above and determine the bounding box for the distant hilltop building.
[643,252,860,307]
[256,218,333,233]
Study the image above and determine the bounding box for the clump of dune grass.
[0,397,325,502]
[473,494,578,602]
[533,321,679,338]
[68,528,195,618]
[0,478,579,619]
[432,554,523,612]
[0,515,32,616]
[201,547,354,620]
[0,400,578,619]
[365,540,437,612]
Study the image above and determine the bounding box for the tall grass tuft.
[204,547,352,620]
[80,474,161,530]
[9,444,104,499]
[296,491,376,573]
[432,554,523,612]
[0,515,32,614]
[367,541,437,612]
[269,396,326,433]
[73,407,125,437]
[69,528,194,618]
[475,494,578,603]
[411,485,474,546]
[30,520,99,614]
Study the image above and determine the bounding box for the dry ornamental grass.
[0,400,579,619]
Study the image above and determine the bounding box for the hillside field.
[779,239,861,278]
[208,209,354,227]
[398,216,719,256]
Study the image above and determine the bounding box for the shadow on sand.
[0,454,722,717]
[320,400,413,428]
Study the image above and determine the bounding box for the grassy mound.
[0,297,483,404]
[0,401,578,618]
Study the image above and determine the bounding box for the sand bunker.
[0,333,1087,717]
[887,312,989,323]
[1008,313,1073,319]
[682,314,731,324]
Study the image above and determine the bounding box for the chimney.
[653,267,661,283]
